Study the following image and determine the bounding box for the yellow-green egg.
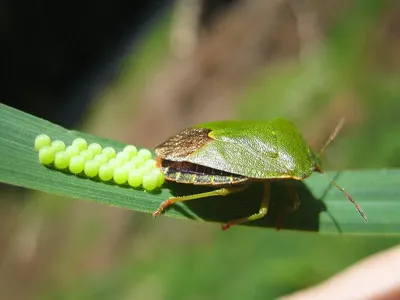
[69,156,85,174]
[103,147,117,159]
[80,150,94,161]
[84,160,101,178]
[54,151,70,169]
[39,146,55,165]
[134,166,147,177]
[72,138,88,151]
[88,143,102,156]
[65,145,80,157]
[51,140,66,152]
[142,173,157,191]
[98,164,114,181]
[94,154,109,164]
[116,151,130,163]
[123,161,137,171]
[137,148,152,161]
[128,169,143,188]
[108,157,124,168]
[113,166,129,185]
[141,162,156,174]
[144,159,157,170]
[131,156,145,167]
[152,169,166,187]
[35,134,51,150]
[123,145,138,158]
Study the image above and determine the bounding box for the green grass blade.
[0,103,399,234]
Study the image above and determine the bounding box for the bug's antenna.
[321,171,368,222]
[318,117,345,158]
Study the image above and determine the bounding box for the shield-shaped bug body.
[153,118,367,230]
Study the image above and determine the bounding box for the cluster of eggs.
[34,134,165,191]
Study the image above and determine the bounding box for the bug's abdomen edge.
[158,159,248,186]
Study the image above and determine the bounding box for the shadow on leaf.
[165,179,327,232]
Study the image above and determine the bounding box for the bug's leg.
[152,185,247,217]
[221,182,270,230]
[276,182,301,230]
[286,182,301,212]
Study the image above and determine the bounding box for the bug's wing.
[187,120,315,179]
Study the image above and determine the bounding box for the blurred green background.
[1,0,400,299]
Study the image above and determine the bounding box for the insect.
[152,118,367,230]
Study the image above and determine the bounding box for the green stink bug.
[152,118,367,230]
